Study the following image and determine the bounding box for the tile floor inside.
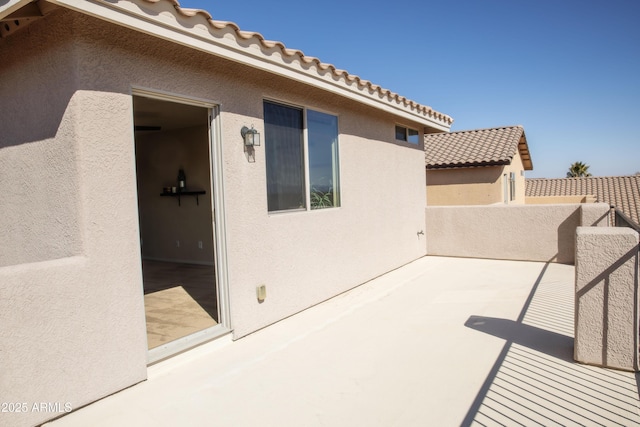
[142,260,218,349]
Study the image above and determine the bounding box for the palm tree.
[567,161,592,178]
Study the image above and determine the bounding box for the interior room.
[133,95,218,349]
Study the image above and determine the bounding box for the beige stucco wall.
[1,8,427,425]
[426,151,527,206]
[574,227,640,371]
[0,11,147,427]
[426,166,503,205]
[0,17,81,267]
[425,203,610,264]
[222,77,427,341]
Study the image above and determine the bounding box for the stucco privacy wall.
[1,8,427,425]
[425,203,610,264]
[527,195,597,204]
[0,11,147,427]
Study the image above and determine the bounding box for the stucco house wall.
[426,165,503,205]
[1,11,148,427]
[0,7,432,425]
[426,151,526,206]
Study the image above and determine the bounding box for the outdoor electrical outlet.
[257,285,266,302]
[198,241,203,249]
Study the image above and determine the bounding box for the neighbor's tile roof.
[526,176,640,226]
[424,126,533,170]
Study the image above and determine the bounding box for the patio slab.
[45,256,640,426]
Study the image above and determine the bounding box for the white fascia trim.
[47,0,451,131]
[0,0,32,20]
[132,86,219,108]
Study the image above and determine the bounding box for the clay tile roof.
[424,126,533,170]
[526,176,640,226]
[73,0,453,129]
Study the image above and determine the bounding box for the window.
[308,110,340,209]
[264,101,305,211]
[264,101,340,212]
[395,125,420,144]
[509,172,516,201]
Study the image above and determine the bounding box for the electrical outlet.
[256,285,266,302]
[176,240,180,248]
[198,241,203,249]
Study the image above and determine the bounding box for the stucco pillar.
[574,227,640,371]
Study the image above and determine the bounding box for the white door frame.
[131,87,232,364]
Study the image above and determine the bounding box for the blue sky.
[182,0,639,178]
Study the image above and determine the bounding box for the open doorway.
[132,94,219,353]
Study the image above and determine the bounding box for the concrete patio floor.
[46,256,640,426]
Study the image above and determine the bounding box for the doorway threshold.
[147,324,232,366]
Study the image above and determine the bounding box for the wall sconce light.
[241,125,260,147]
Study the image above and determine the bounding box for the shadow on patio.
[462,263,640,426]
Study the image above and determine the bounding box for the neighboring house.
[526,176,640,227]
[0,1,452,425]
[424,126,533,206]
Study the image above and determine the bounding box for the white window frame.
[264,99,341,213]
[395,124,420,144]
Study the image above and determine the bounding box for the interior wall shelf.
[160,190,206,206]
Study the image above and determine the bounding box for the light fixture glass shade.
[249,130,260,146]
[242,126,260,147]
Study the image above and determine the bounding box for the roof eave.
[46,0,452,130]
[517,132,533,171]
[426,160,511,170]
